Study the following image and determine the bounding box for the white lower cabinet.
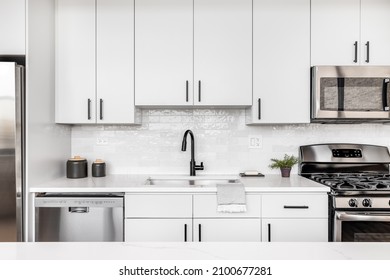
[262,219,328,242]
[193,219,261,242]
[261,194,329,242]
[125,219,192,242]
[124,192,328,242]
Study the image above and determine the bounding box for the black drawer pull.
[267,223,271,242]
[283,205,309,209]
[184,224,187,242]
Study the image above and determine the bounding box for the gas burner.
[308,173,390,192]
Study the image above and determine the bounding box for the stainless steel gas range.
[299,143,390,242]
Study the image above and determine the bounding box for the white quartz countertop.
[0,242,389,260]
[29,174,329,193]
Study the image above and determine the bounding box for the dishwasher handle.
[69,207,89,213]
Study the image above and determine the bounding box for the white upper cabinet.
[247,0,310,124]
[311,0,390,66]
[97,0,136,123]
[135,0,193,106]
[193,0,252,106]
[360,0,390,65]
[56,0,138,124]
[56,0,96,124]
[0,0,25,54]
[311,0,360,66]
[135,0,252,107]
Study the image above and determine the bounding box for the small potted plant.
[269,154,299,177]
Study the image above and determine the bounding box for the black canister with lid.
[66,156,88,178]
[92,159,106,177]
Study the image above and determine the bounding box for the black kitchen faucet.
[181,129,204,176]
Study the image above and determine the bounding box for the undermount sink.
[144,175,241,187]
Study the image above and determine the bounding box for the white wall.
[71,109,390,175]
[0,0,25,54]
[26,0,71,186]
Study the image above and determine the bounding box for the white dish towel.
[216,183,247,213]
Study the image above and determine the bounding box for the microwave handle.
[382,79,389,111]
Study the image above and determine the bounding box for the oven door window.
[320,77,390,112]
[341,221,390,242]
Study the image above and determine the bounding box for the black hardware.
[184,224,187,242]
[198,224,202,242]
[382,79,389,111]
[267,223,271,242]
[186,81,189,102]
[353,41,358,63]
[283,205,309,209]
[69,207,89,213]
[198,80,201,102]
[365,41,370,63]
[87,99,91,120]
[258,98,261,120]
[337,78,345,111]
[99,99,103,120]
[181,129,204,176]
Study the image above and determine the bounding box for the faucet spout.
[181,130,204,176]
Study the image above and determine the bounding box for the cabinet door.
[135,0,193,106]
[194,0,252,106]
[249,0,310,124]
[55,0,96,123]
[0,0,25,54]
[361,0,390,65]
[193,219,261,242]
[262,219,328,242]
[125,219,192,242]
[97,0,137,123]
[311,0,360,66]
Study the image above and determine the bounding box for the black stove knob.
[348,199,358,207]
[362,198,372,207]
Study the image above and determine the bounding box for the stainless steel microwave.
[311,66,390,123]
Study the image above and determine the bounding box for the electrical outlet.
[248,135,262,149]
[96,137,108,146]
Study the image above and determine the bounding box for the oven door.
[334,211,390,242]
[311,66,390,122]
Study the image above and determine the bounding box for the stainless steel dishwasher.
[35,193,123,242]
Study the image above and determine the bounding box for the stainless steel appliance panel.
[35,196,124,242]
[334,211,390,242]
[0,62,24,242]
[311,66,390,122]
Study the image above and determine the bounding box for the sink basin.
[144,175,241,187]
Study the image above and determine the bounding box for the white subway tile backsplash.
[71,109,390,175]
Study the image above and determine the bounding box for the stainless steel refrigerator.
[0,61,25,242]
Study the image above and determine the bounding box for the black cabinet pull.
[258,98,261,120]
[186,81,189,102]
[283,205,309,209]
[198,80,201,102]
[87,99,91,120]
[267,223,271,242]
[365,41,370,63]
[99,99,103,120]
[353,41,358,63]
[382,78,389,111]
[198,224,202,242]
[184,224,187,242]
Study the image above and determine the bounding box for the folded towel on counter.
[216,183,247,213]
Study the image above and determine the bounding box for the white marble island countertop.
[29,174,329,193]
[0,242,389,260]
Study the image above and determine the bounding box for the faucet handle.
[196,162,204,171]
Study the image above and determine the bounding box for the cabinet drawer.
[262,194,328,218]
[193,194,261,218]
[125,194,192,218]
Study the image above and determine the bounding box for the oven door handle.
[336,212,390,222]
